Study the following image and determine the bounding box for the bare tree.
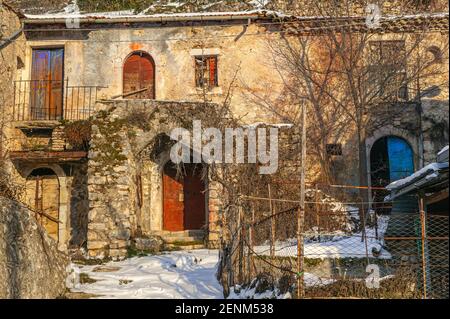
[243,0,449,205]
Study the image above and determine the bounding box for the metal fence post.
[419,197,428,299]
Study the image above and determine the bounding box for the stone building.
[1,1,448,259]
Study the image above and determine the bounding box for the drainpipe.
[416,73,425,169]
[417,102,425,169]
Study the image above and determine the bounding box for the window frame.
[194,55,219,88]
[326,143,343,156]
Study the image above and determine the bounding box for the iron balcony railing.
[13,79,106,121]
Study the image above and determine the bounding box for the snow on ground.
[228,285,292,299]
[254,215,391,259]
[227,272,334,299]
[69,249,223,299]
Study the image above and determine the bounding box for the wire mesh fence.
[220,184,449,299]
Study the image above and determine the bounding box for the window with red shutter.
[195,55,218,88]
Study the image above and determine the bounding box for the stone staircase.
[152,230,206,251]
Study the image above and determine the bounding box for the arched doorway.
[25,168,60,241]
[370,136,414,187]
[370,136,415,213]
[162,162,206,231]
[123,51,155,99]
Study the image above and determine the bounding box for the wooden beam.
[9,151,87,163]
[424,188,449,206]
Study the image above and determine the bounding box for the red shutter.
[209,57,216,87]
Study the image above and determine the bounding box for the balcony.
[13,79,106,122]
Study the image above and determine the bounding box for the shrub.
[64,120,92,151]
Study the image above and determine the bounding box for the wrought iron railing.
[13,79,106,121]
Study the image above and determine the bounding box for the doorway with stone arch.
[25,167,60,241]
[370,136,415,213]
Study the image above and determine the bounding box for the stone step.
[152,230,205,238]
[162,236,204,244]
[165,243,206,251]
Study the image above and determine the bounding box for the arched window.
[123,51,155,99]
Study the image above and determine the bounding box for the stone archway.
[138,133,208,234]
[365,126,420,205]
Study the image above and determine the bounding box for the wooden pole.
[248,203,255,282]
[297,100,306,299]
[315,183,320,241]
[238,205,243,284]
[361,197,370,266]
[268,184,275,257]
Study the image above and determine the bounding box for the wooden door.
[184,165,206,230]
[123,51,155,99]
[31,49,64,120]
[163,164,184,231]
[163,163,206,231]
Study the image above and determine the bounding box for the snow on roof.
[23,9,448,26]
[385,144,449,201]
[386,162,448,192]
[242,122,294,129]
[438,145,449,157]
[23,8,284,20]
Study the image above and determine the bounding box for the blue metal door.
[387,136,414,182]
[387,137,417,214]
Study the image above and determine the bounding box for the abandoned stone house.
[1,1,449,259]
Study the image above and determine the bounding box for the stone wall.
[0,196,69,298]
[0,2,25,157]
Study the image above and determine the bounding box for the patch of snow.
[228,272,334,299]
[64,0,79,14]
[254,215,391,259]
[69,249,223,299]
[250,0,271,9]
[228,283,291,299]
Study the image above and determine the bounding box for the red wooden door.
[163,164,206,231]
[123,51,155,99]
[184,165,206,230]
[163,164,184,231]
[31,49,64,120]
